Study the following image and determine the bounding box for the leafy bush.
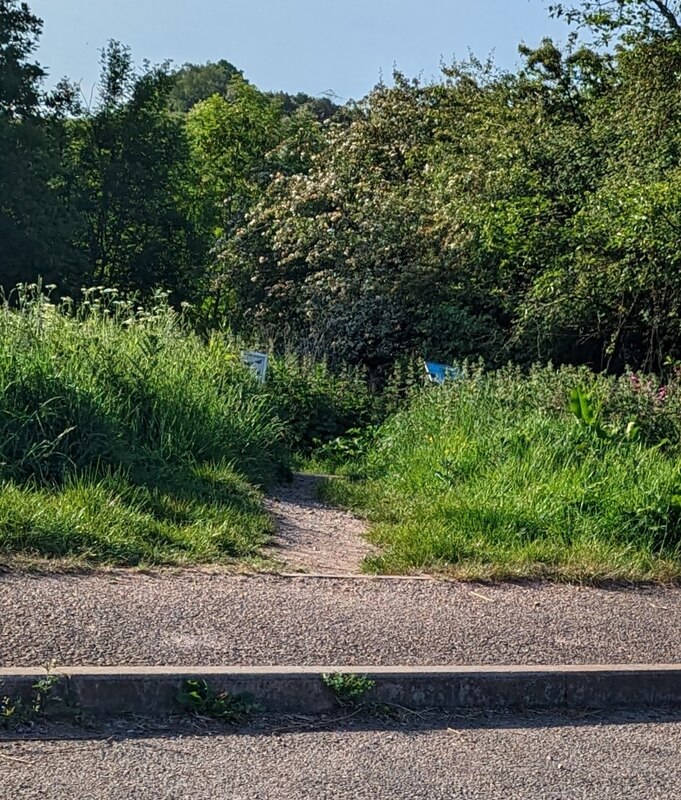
[325,364,681,581]
[266,354,377,453]
[312,426,380,474]
[322,672,376,707]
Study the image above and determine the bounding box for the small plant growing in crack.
[322,672,376,707]
[1,672,62,728]
[176,679,262,722]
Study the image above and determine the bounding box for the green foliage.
[0,287,287,565]
[266,355,377,453]
[267,90,340,122]
[569,386,597,426]
[211,30,681,374]
[9,2,681,389]
[169,60,242,113]
[547,1,681,44]
[222,73,459,369]
[0,0,82,292]
[0,286,287,483]
[0,464,274,565]
[63,42,206,299]
[0,0,44,116]
[1,673,62,727]
[186,79,283,235]
[326,365,681,581]
[314,427,379,471]
[176,679,261,722]
[322,673,376,706]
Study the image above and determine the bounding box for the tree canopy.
[4,0,681,374]
[169,59,242,112]
[547,0,681,42]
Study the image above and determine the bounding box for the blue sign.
[424,361,460,385]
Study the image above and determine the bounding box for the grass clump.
[324,364,681,582]
[0,286,287,567]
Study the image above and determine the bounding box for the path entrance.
[263,473,375,574]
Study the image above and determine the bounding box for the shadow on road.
[3,708,681,744]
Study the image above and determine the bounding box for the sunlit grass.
[323,366,681,582]
[0,464,273,566]
[0,287,286,566]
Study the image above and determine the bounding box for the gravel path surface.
[2,572,680,666]
[263,474,373,573]
[3,711,681,799]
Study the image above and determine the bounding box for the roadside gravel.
[2,711,681,799]
[1,572,679,667]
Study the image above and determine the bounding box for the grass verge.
[0,464,274,567]
[322,365,681,583]
[0,288,285,567]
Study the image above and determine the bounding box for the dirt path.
[263,473,375,574]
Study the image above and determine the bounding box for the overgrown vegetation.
[324,366,681,581]
[8,1,681,374]
[0,287,383,566]
[0,287,287,565]
[267,356,376,454]
[6,1,681,580]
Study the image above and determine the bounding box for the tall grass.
[0,286,287,566]
[326,364,681,581]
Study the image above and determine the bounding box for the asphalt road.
[1,572,680,667]
[2,711,680,799]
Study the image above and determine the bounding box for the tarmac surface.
[2,571,680,667]
[2,711,680,799]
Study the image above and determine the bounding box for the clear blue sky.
[30,0,570,102]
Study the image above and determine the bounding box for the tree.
[547,1,681,43]
[267,91,340,122]
[64,41,207,298]
[168,59,242,113]
[0,0,82,291]
[0,0,43,116]
[186,77,283,231]
[219,72,502,367]
[183,77,286,324]
[521,36,681,371]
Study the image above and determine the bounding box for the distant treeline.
[4,0,681,373]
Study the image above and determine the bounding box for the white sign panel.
[241,350,269,383]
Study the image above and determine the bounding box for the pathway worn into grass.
[1,572,680,667]
[263,473,374,574]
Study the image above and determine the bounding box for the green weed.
[322,673,376,707]
[176,679,261,722]
[0,673,62,727]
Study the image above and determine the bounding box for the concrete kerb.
[2,665,681,718]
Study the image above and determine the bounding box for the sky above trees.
[30,0,569,101]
